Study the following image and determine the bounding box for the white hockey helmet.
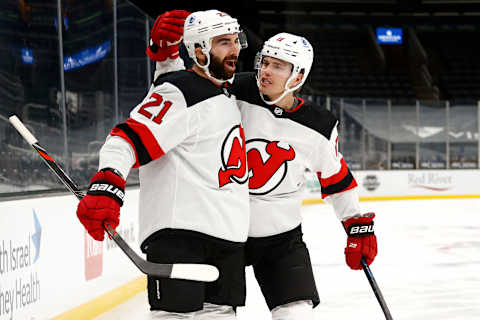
[255,32,314,105]
[183,10,248,82]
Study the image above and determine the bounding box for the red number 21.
[137,93,173,124]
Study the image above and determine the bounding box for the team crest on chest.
[247,139,296,195]
[218,125,249,187]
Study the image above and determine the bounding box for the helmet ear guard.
[255,33,314,105]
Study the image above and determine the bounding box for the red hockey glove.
[146,10,190,62]
[343,213,377,270]
[76,168,126,241]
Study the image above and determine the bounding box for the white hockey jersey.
[231,73,360,237]
[100,70,250,245]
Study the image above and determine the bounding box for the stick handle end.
[9,115,38,145]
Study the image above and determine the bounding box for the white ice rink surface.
[95,199,480,320]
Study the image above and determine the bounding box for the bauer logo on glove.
[347,224,374,236]
[89,183,125,201]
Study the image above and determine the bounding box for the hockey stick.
[343,224,393,320]
[359,258,393,319]
[9,115,219,283]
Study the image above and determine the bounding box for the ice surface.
[95,199,480,319]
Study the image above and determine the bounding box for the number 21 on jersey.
[137,93,172,124]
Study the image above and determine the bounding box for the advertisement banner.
[0,189,141,319]
[305,170,480,199]
[376,27,403,44]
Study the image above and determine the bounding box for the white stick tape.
[9,115,38,145]
[170,264,219,282]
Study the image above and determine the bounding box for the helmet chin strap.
[257,71,302,106]
[193,50,235,85]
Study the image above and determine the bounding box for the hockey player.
[234,33,377,319]
[148,12,378,320]
[76,10,250,319]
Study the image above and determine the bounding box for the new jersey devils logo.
[247,139,296,195]
[218,125,248,187]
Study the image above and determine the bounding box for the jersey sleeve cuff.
[99,136,136,179]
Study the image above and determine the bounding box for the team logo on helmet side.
[218,125,248,187]
[247,139,296,195]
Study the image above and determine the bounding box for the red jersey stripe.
[125,118,165,161]
[317,157,349,188]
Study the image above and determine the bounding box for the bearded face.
[194,34,241,80]
[208,53,238,80]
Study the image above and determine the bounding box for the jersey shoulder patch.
[289,102,338,140]
[153,70,223,108]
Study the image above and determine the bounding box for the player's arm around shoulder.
[76,10,190,242]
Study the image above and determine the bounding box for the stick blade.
[170,264,219,282]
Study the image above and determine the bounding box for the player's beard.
[209,54,237,80]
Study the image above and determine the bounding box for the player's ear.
[194,46,207,66]
[289,72,304,89]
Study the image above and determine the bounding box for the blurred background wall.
[1,0,479,198]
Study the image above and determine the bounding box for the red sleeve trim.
[317,157,358,198]
[109,118,165,168]
[318,157,349,188]
[125,118,165,161]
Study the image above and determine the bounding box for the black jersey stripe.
[321,169,356,195]
[154,70,227,107]
[115,123,152,165]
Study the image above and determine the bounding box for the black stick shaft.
[343,223,393,320]
[360,258,393,319]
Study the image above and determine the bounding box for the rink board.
[0,191,143,320]
[306,169,480,201]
